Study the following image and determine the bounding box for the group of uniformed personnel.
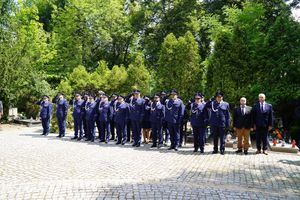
[37,89,273,155]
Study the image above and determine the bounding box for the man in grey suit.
[252,93,273,155]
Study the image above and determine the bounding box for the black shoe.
[90,139,95,142]
[85,138,91,141]
[116,142,121,145]
[236,149,243,153]
[41,133,46,136]
[151,144,157,148]
[132,143,136,147]
[157,144,163,149]
[244,150,248,155]
[256,150,261,154]
[168,147,174,150]
[136,143,141,147]
[263,150,268,155]
[121,142,126,145]
[178,144,182,148]
[105,140,109,144]
[99,140,105,143]
[200,150,204,153]
[56,135,61,138]
[110,137,115,140]
[174,147,178,151]
[212,150,218,154]
[220,150,225,155]
[77,137,82,141]
[71,136,78,140]
[193,149,198,152]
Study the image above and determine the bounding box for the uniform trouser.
[256,126,268,151]
[73,116,83,137]
[179,123,184,145]
[116,122,127,144]
[99,120,110,142]
[57,116,66,136]
[192,126,206,151]
[83,118,88,137]
[151,122,163,145]
[211,126,226,152]
[167,122,180,148]
[110,119,115,139]
[41,118,50,134]
[96,120,101,138]
[127,120,131,141]
[131,120,142,145]
[86,119,96,140]
[236,128,251,151]
[163,121,169,142]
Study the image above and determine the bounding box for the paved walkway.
[0,124,299,199]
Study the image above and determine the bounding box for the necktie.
[241,106,245,115]
[260,103,263,112]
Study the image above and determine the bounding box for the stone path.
[0,124,299,199]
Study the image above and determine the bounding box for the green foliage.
[205,1,300,107]
[0,1,54,117]
[124,54,151,95]
[157,31,204,101]
[0,0,299,130]
[56,55,151,97]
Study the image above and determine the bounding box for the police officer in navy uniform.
[129,90,145,147]
[55,93,68,138]
[114,95,129,145]
[95,91,105,140]
[142,96,151,144]
[38,95,53,136]
[208,91,230,155]
[71,93,85,140]
[125,92,133,143]
[82,93,89,138]
[252,93,273,155]
[165,89,185,151]
[179,103,188,147]
[98,93,111,143]
[160,91,170,145]
[85,94,97,142]
[150,93,165,148]
[109,93,118,141]
[189,93,208,153]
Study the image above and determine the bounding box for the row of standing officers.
[38,90,273,155]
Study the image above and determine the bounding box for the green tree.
[124,54,151,95]
[0,2,53,116]
[157,31,203,100]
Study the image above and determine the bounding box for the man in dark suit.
[252,93,273,155]
[233,97,253,155]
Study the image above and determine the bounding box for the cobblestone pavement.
[0,124,300,200]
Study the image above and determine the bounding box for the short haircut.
[240,97,247,101]
[258,93,265,98]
